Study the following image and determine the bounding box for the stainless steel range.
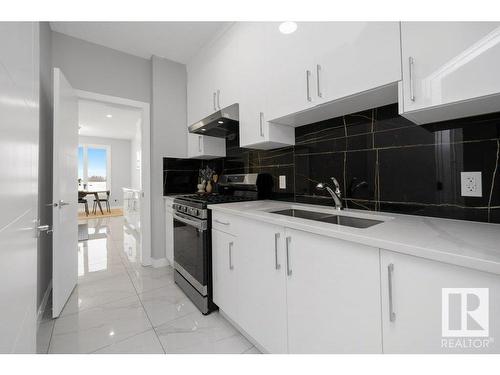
[172,173,273,314]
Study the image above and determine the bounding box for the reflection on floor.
[78,207,124,220]
[37,216,260,354]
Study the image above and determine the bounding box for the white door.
[212,229,239,321]
[285,228,382,353]
[400,22,500,112]
[380,250,500,353]
[0,22,39,353]
[238,221,288,353]
[52,68,79,317]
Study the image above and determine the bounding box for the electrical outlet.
[279,175,286,189]
[460,172,482,197]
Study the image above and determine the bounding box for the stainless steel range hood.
[188,103,239,138]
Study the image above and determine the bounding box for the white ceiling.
[78,99,141,140]
[50,22,230,64]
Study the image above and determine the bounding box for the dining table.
[79,190,107,215]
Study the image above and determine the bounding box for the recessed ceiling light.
[217,120,224,124]
[106,114,112,118]
[279,21,298,35]
[201,129,206,132]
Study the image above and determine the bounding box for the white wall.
[78,135,131,207]
[151,55,188,260]
[52,32,189,262]
[52,31,151,103]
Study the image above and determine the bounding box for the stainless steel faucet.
[316,177,343,210]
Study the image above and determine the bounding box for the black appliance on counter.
[172,173,273,314]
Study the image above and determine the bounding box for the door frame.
[76,89,152,266]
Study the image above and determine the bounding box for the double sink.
[270,208,382,229]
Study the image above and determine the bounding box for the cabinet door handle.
[216,89,221,109]
[274,233,281,270]
[408,57,415,102]
[388,263,396,322]
[259,112,264,137]
[228,241,234,270]
[316,64,322,98]
[285,236,292,276]
[214,219,230,225]
[213,92,217,111]
[198,135,202,152]
[306,70,312,102]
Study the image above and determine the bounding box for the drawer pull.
[409,57,415,102]
[215,219,230,225]
[388,263,396,322]
[285,236,292,276]
[274,233,281,270]
[228,241,234,270]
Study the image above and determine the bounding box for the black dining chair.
[78,191,89,216]
[92,190,111,214]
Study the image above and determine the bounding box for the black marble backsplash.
[164,103,500,224]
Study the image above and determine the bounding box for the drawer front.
[211,211,246,236]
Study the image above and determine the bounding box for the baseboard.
[37,280,52,325]
[151,257,169,268]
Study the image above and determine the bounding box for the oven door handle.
[173,212,207,231]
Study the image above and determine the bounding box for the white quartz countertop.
[209,200,500,275]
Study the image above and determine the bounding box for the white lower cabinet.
[380,250,500,353]
[237,221,288,353]
[284,228,382,353]
[212,213,500,353]
[212,229,239,321]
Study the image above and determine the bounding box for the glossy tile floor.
[37,216,260,354]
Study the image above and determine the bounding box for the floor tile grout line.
[56,292,138,319]
[118,244,167,354]
[87,327,155,354]
[51,217,155,354]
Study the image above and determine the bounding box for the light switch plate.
[460,172,482,197]
[279,175,286,189]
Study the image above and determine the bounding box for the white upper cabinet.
[263,22,318,122]
[187,133,225,159]
[312,22,401,104]
[400,22,500,124]
[267,22,401,126]
[186,50,217,126]
[235,23,295,149]
[187,23,295,150]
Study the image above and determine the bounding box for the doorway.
[76,90,151,267]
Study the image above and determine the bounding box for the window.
[78,144,111,191]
